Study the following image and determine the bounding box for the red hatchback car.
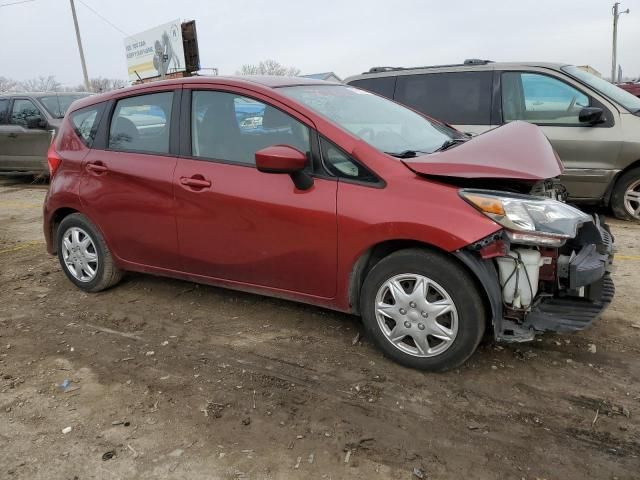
[43,77,614,371]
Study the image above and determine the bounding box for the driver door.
[2,98,52,172]
[500,71,622,200]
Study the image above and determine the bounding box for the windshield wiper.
[434,137,468,152]
[385,150,431,158]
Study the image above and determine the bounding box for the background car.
[345,60,640,221]
[618,82,640,98]
[0,92,90,175]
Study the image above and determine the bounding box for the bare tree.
[236,59,301,76]
[0,76,18,93]
[18,75,61,92]
[84,77,128,93]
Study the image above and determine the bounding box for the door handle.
[86,162,108,174]
[7,133,18,139]
[180,176,211,189]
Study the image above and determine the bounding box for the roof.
[300,72,342,82]
[0,91,92,98]
[68,75,335,112]
[344,61,570,83]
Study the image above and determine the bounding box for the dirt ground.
[0,176,639,480]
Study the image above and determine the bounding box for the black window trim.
[0,98,11,125]
[180,87,316,172]
[95,88,182,157]
[317,135,386,189]
[497,69,615,128]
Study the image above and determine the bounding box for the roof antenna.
[134,70,142,82]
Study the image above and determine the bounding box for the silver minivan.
[345,61,640,220]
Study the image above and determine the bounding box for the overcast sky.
[1,0,639,86]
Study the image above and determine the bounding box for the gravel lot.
[1,176,639,479]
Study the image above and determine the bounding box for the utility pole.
[611,2,630,83]
[69,0,90,90]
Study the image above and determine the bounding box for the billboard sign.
[124,19,185,81]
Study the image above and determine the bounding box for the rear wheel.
[56,213,123,292]
[360,249,486,372]
[611,167,640,221]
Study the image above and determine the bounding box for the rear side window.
[348,77,397,98]
[0,99,9,124]
[395,72,493,125]
[109,92,173,154]
[191,90,310,166]
[71,104,104,147]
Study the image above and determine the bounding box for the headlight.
[460,189,590,246]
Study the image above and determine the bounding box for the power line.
[0,0,36,8]
[76,0,129,37]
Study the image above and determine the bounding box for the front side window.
[502,72,590,125]
[321,137,378,183]
[39,94,90,119]
[71,104,104,147]
[109,92,173,154]
[191,90,310,165]
[280,84,457,156]
[394,72,493,125]
[0,99,8,124]
[10,99,44,127]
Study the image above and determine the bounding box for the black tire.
[359,248,486,372]
[611,167,640,221]
[56,213,123,292]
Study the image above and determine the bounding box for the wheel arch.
[604,158,640,206]
[49,207,80,253]
[347,240,495,328]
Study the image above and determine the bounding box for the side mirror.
[255,145,313,190]
[579,107,605,125]
[26,116,46,129]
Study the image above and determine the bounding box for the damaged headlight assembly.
[460,189,591,246]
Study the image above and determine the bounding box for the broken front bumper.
[456,215,615,342]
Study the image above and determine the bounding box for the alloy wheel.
[375,273,459,358]
[624,179,640,219]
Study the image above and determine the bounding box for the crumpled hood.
[402,121,564,180]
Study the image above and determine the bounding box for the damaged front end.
[455,188,615,342]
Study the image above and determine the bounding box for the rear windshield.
[39,94,90,118]
[562,66,640,113]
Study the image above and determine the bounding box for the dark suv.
[346,60,640,221]
[0,92,90,175]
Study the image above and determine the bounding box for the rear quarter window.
[348,76,397,98]
[395,71,493,125]
[71,103,105,148]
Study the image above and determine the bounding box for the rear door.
[393,71,496,135]
[499,70,621,200]
[173,87,338,298]
[79,88,181,270]
[1,97,51,172]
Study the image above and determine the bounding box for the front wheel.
[360,249,486,372]
[611,167,640,221]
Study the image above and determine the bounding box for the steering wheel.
[356,128,375,141]
[567,95,577,112]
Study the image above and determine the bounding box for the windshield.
[38,94,90,118]
[279,85,458,155]
[563,66,640,113]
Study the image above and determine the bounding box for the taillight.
[47,143,62,177]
